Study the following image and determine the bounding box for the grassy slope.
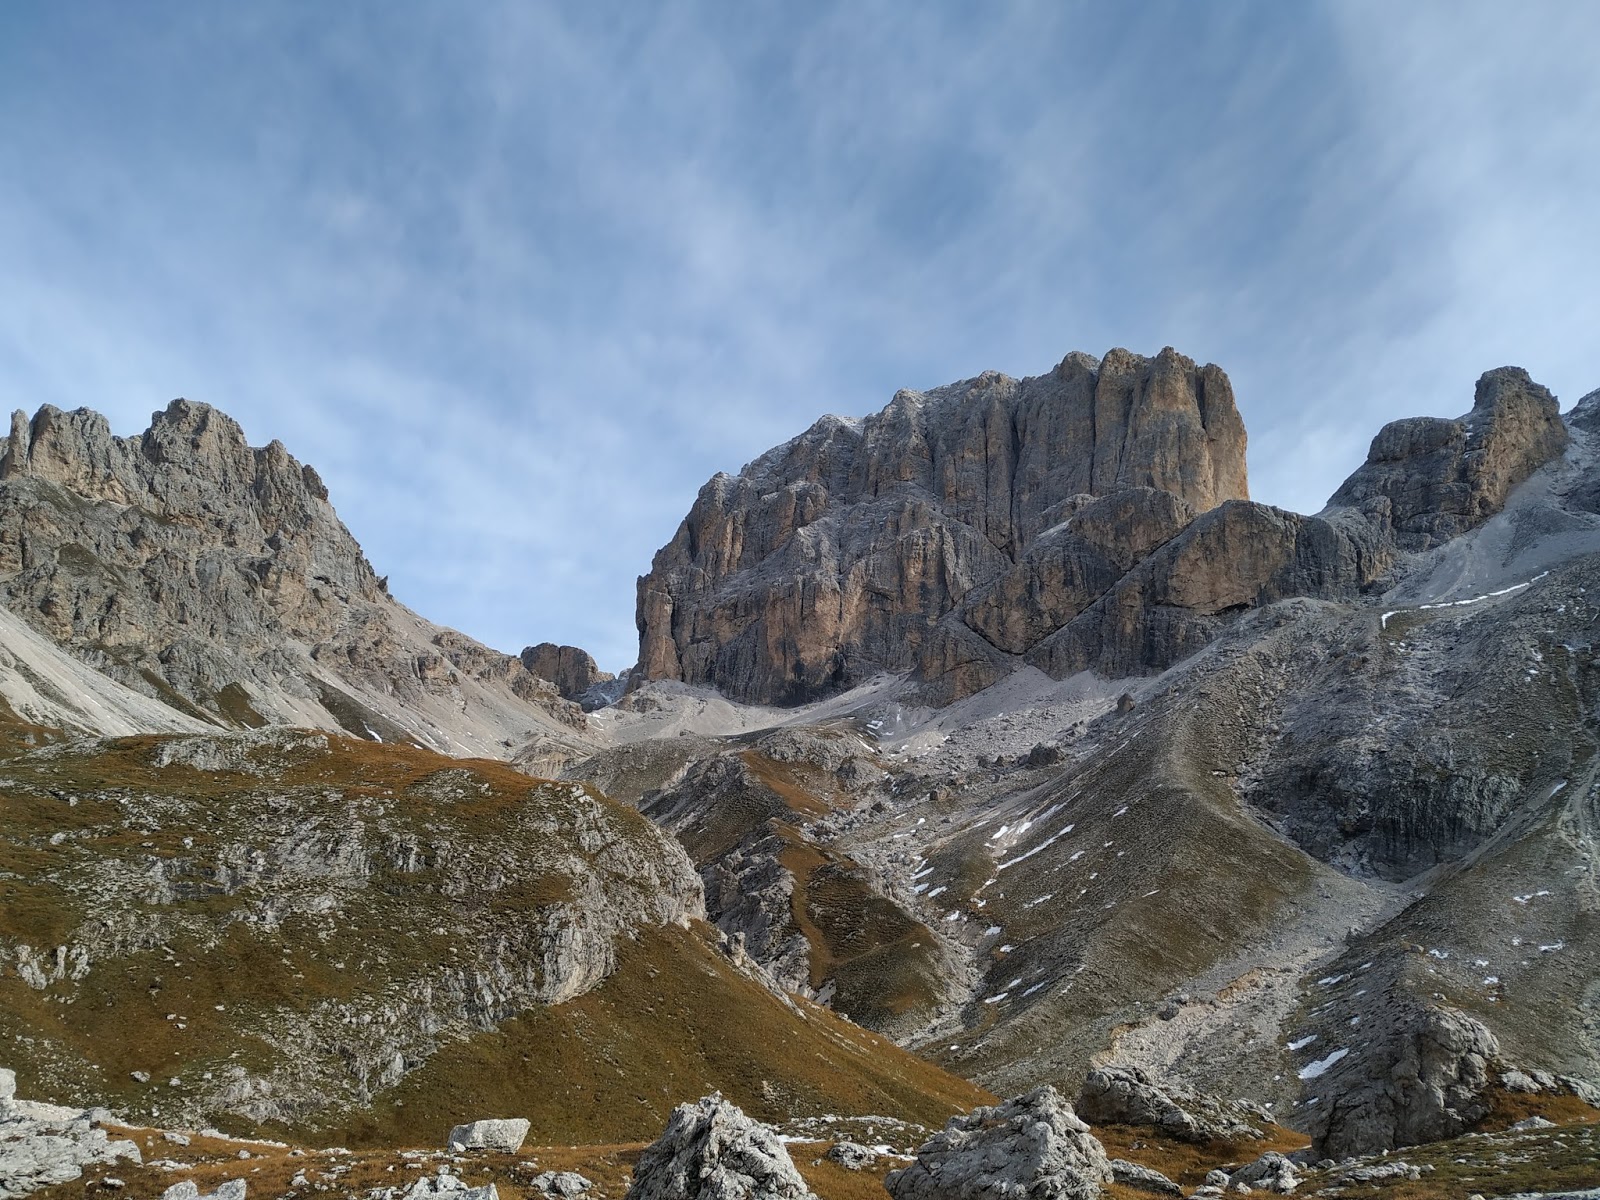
[0,712,988,1146]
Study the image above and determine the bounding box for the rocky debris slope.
[884,1086,1113,1200]
[571,725,971,1040]
[0,1073,142,1198]
[625,1095,817,1200]
[0,724,702,1132]
[0,401,592,763]
[636,361,1570,708]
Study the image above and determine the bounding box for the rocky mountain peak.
[0,399,593,760]
[636,346,1249,705]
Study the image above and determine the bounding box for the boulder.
[161,1183,246,1200]
[824,1142,878,1170]
[1076,1066,1264,1145]
[884,1086,1113,1200]
[446,1118,531,1154]
[1308,1007,1499,1159]
[1109,1157,1182,1195]
[401,1175,499,1199]
[0,1066,13,1117]
[625,1094,817,1200]
[529,1171,593,1196]
[1226,1152,1300,1194]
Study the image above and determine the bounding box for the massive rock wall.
[0,400,590,759]
[637,358,1573,706]
[637,347,1252,705]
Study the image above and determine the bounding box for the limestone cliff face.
[1326,366,1569,549]
[636,347,1250,705]
[0,400,591,759]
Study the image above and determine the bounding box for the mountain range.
[2,348,1598,1199]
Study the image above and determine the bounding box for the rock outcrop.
[446,1118,531,1153]
[0,400,590,760]
[636,359,1570,707]
[636,348,1249,705]
[1326,366,1568,549]
[884,1087,1113,1200]
[1076,1067,1266,1146]
[1305,1006,1500,1159]
[0,1083,142,1198]
[520,643,615,706]
[624,1095,817,1200]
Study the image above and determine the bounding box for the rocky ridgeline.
[0,401,589,760]
[635,356,1567,706]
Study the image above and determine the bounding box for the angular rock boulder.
[1076,1066,1265,1145]
[884,1086,1113,1200]
[625,1094,817,1200]
[446,1117,531,1153]
[520,644,615,705]
[1307,1006,1500,1158]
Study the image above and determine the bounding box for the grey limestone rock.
[636,347,1248,706]
[1326,366,1568,550]
[884,1086,1112,1200]
[0,1091,141,1199]
[520,644,615,707]
[1225,1152,1300,1194]
[446,1118,531,1153]
[1076,1066,1265,1145]
[824,1143,878,1171]
[0,399,588,759]
[625,1095,817,1200]
[1308,1006,1499,1159]
[1109,1158,1182,1195]
[528,1171,592,1196]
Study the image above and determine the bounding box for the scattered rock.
[885,1086,1112,1200]
[1508,1114,1556,1132]
[824,1142,878,1171]
[625,1094,817,1200]
[1226,1152,1299,1194]
[446,1119,531,1154]
[1109,1157,1182,1195]
[529,1171,592,1197]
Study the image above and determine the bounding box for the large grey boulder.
[0,1099,141,1199]
[625,1095,817,1200]
[446,1118,530,1153]
[399,1174,499,1199]
[1307,1006,1500,1159]
[1226,1152,1300,1194]
[1076,1066,1264,1145]
[885,1086,1113,1200]
[1108,1158,1182,1195]
[0,1068,14,1118]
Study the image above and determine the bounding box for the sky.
[2,3,1597,671]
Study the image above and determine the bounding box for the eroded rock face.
[520,644,614,705]
[637,359,1567,708]
[625,1095,817,1200]
[1307,1007,1500,1159]
[1327,366,1569,550]
[637,348,1249,705]
[884,1086,1112,1200]
[0,401,587,758]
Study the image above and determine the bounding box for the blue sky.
[3,3,1597,670]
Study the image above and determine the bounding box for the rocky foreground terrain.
[2,349,1599,1197]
